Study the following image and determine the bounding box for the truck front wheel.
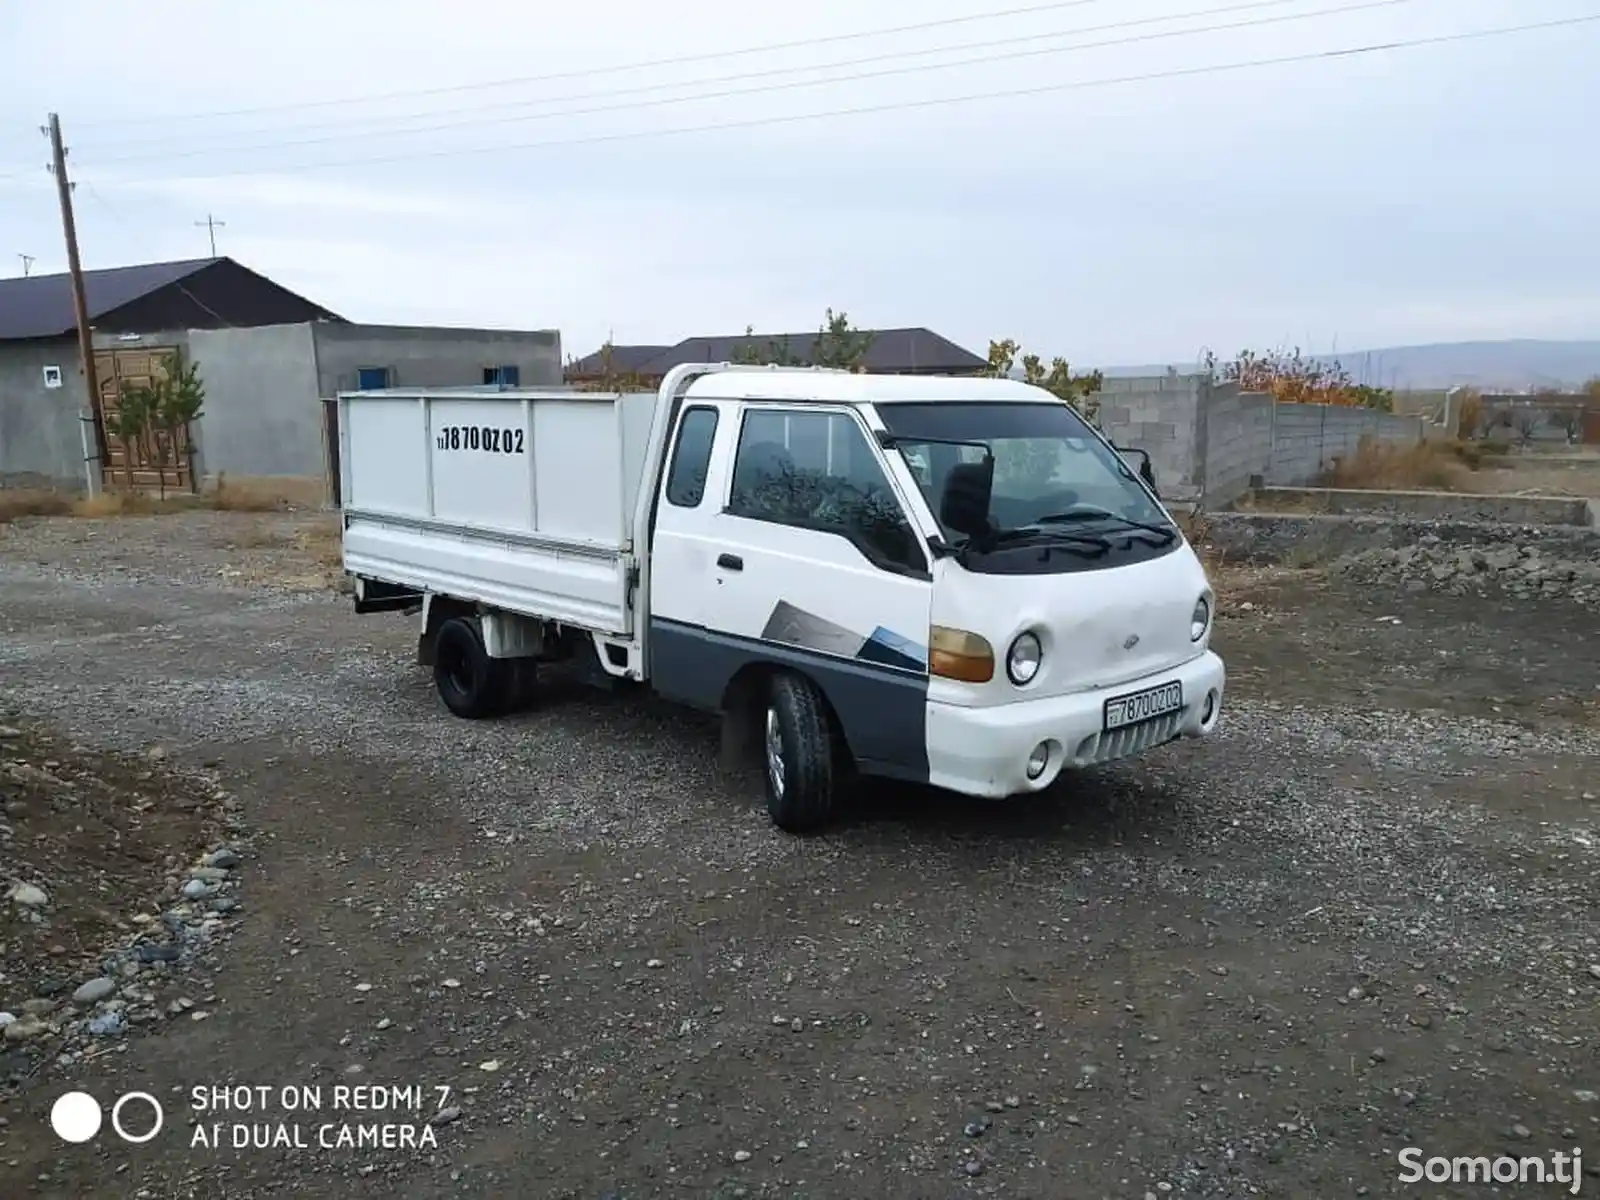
[763,672,839,832]
[433,616,508,719]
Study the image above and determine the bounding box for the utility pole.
[46,113,103,496]
[195,212,225,256]
[18,253,35,276]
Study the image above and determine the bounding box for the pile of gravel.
[1332,534,1600,603]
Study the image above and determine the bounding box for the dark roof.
[0,256,342,341]
[567,343,674,375]
[572,327,988,377]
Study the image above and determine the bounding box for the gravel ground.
[0,511,1597,1199]
[1331,536,1600,604]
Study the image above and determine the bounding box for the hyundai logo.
[1123,634,1140,650]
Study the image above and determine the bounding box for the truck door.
[650,401,935,782]
[647,400,729,694]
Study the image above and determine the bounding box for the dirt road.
[1,512,1596,1198]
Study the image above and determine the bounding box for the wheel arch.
[718,660,855,775]
[418,595,479,666]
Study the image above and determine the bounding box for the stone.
[71,977,116,1005]
[7,883,47,908]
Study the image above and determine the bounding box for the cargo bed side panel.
[343,518,628,632]
[340,390,633,634]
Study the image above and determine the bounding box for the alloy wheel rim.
[764,707,785,797]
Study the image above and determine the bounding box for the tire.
[762,672,840,832]
[432,616,509,719]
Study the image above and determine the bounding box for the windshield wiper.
[980,526,1112,555]
[1032,509,1177,543]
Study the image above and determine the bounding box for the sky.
[1,0,1597,370]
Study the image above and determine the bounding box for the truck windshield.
[875,401,1175,565]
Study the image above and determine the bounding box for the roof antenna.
[18,253,35,276]
[194,213,225,257]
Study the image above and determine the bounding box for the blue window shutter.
[499,365,520,386]
[357,367,390,389]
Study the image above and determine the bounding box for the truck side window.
[729,409,927,578]
[665,407,719,507]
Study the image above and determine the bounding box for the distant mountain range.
[1097,340,1600,391]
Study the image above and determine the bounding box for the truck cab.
[638,368,1224,829]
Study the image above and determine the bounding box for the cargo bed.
[338,387,658,635]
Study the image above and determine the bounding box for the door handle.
[716,553,744,571]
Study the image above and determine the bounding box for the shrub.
[1319,437,1472,491]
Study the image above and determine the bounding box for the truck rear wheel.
[763,672,839,832]
[433,616,508,719]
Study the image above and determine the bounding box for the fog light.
[1202,690,1217,724]
[1025,742,1050,780]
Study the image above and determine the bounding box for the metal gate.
[94,345,196,492]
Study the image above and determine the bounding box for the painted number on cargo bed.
[436,425,525,454]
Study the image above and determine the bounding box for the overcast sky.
[1,0,1596,369]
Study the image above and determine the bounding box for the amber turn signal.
[929,625,994,683]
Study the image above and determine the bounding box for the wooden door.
[95,345,195,493]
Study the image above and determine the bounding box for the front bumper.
[925,650,1225,798]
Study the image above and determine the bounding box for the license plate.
[1104,680,1183,730]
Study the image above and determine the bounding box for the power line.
[66,13,1600,184]
[77,180,235,327]
[73,0,1375,159]
[64,0,1127,128]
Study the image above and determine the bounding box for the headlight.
[1190,597,1211,642]
[1006,631,1042,685]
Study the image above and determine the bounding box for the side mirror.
[1117,446,1157,492]
[940,458,993,537]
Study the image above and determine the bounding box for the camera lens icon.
[51,1091,164,1144]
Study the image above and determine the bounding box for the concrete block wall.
[0,336,92,489]
[312,323,561,395]
[1096,373,1206,503]
[1092,375,1429,508]
[1198,386,1275,507]
[1267,403,1423,486]
[188,323,324,479]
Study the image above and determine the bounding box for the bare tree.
[1552,407,1583,444]
[1509,409,1540,449]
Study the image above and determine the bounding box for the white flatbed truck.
[338,362,1225,831]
